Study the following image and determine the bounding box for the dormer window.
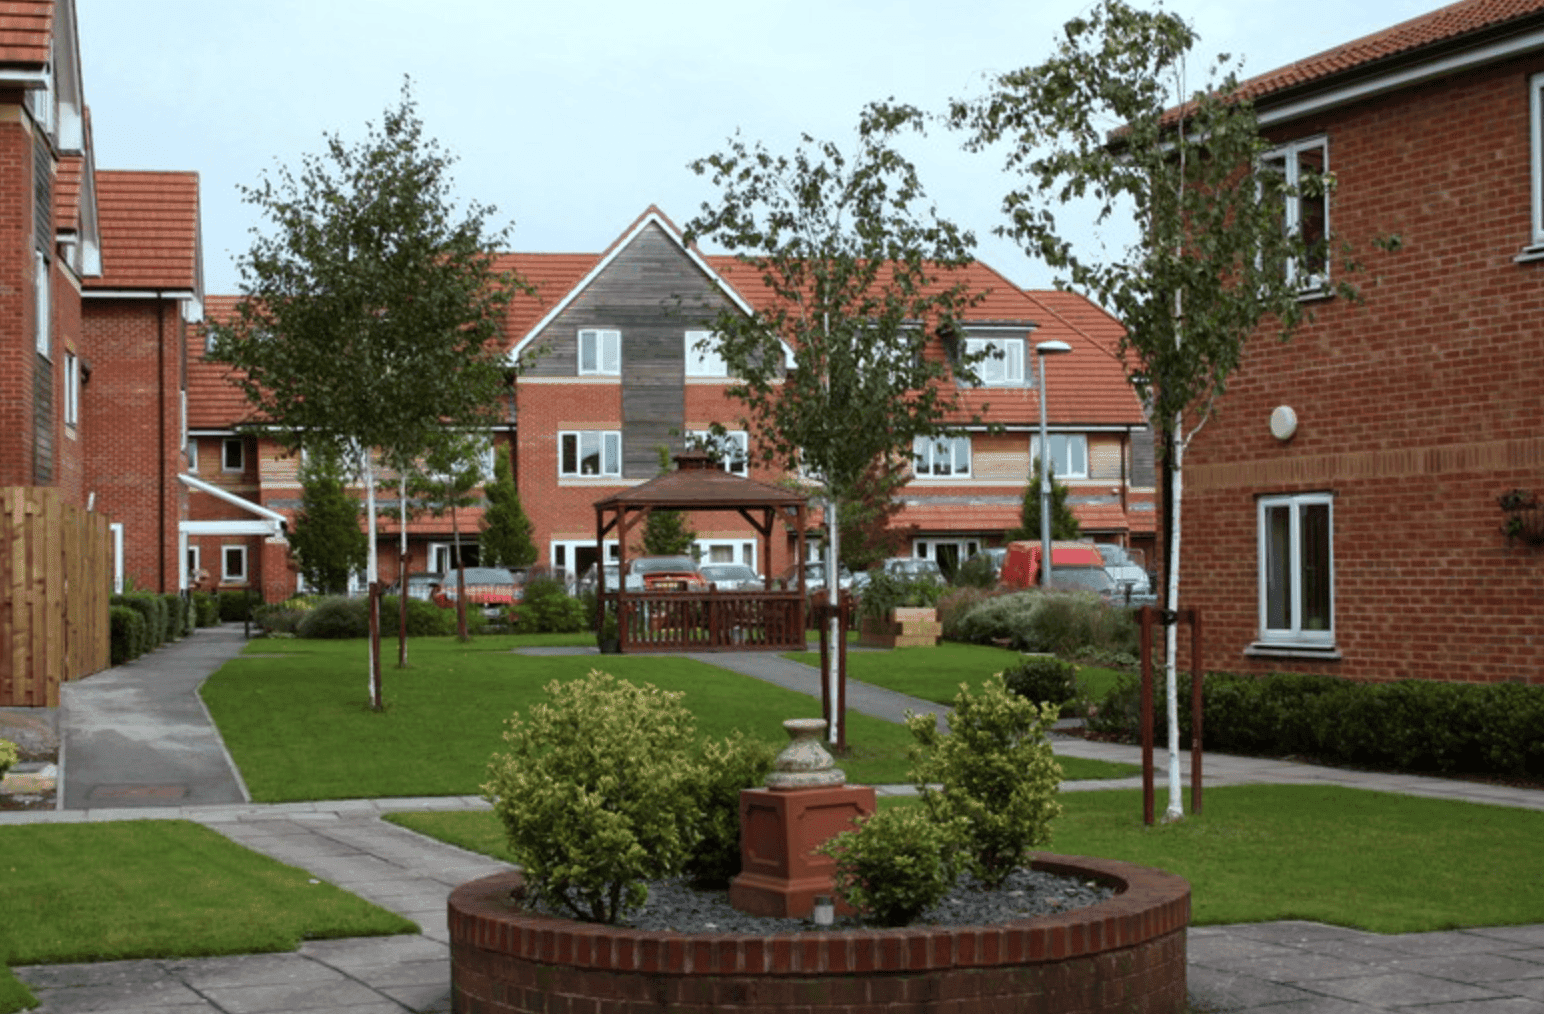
[963,336,1025,385]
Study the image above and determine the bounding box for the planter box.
[858,606,940,648]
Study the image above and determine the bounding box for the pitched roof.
[187,295,257,427]
[54,152,80,233]
[86,170,202,292]
[1233,0,1544,109]
[0,1,53,68]
[496,252,600,342]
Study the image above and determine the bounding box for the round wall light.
[1270,405,1298,441]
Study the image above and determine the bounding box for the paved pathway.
[1,630,1541,1012]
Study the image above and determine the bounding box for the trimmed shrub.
[193,592,221,627]
[380,596,466,637]
[818,807,959,927]
[218,589,261,622]
[295,597,370,639]
[513,577,587,634]
[949,589,1137,658]
[1090,670,1544,779]
[484,671,703,924]
[0,738,17,779]
[858,570,946,620]
[682,731,778,886]
[907,672,1063,888]
[1003,654,1079,712]
[160,593,185,640]
[937,586,1000,641]
[110,605,146,665]
[254,599,315,636]
[112,594,166,650]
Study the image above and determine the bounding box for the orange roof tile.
[495,252,600,345]
[894,502,1139,534]
[188,295,259,428]
[1233,0,1544,108]
[86,170,201,291]
[0,1,52,68]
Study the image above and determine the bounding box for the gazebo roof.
[593,454,809,512]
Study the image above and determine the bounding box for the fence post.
[1190,608,1204,816]
[1139,605,1155,826]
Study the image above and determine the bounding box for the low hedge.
[948,589,1138,658]
[1090,670,1544,779]
[109,605,147,665]
[192,592,221,627]
[286,595,486,639]
[218,589,263,622]
[111,594,166,652]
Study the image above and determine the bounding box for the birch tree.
[953,0,1350,818]
[686,104,989,742]
[209,82,523,709]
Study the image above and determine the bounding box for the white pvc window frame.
[559,430,622,478]
[1531,72,1544,247]
[688,429,748,475]
[63,352,79,427]
[578,328,621,376]
[912,435,972,478]
[684,330,728,378]
[1032,433,1089,479]
[963,336,1025,385]
[1261,135,1331,290]
[222,437,244,473]
[222,543,248,583]
[1257,492,1335,646]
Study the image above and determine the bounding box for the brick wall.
[1173,53,1544,684]
[0,109,38,486]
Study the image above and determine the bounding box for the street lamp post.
[1035,340,1073,588]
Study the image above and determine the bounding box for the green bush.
[682,732,777,886]
[859,570,946,620]
[514,577,587,634]
[218,589,261,622]
[953,552,997,589]
[1002,654,1079,712]
[112,593,166,650]
[192,592,221,627]
[907,672,1063,888]
[484,671,703,924]
[818,806,959,927]
[948,589,1137,657]
[109,605,146,665]
[254,599,315,636]
[1089,670,1544,779]
[0,738,17,779]
[936,586,1001,641]
[375,595,456,637]
[160,593,185,640]
[295,597,370,639]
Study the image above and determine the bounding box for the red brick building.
[0,0,205,597]
[192,207,1151,595]
[1176,0,1544,684]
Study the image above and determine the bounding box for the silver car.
[700,563,762,590]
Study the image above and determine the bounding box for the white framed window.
[695,539,757,569]
[1530,73,1544,248]
[186,545,201,587]
[559,430,621,478]
[963,336,1025,385]
[34,250,49,358]
[110,522,124,594]
[1032,433,1089,479]
[688,429,748,475]
[912,435,972,478]
[187,438,198,473]
[222,438,244,472]
[685,330,728,378]
[1257,493,1334,647]
[578,329,621,376]
[222,544,248,583]
[1261,136,1329,288]
[63,352,79,427]
[550,538,620,587]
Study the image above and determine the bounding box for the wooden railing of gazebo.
[604,588,806,652]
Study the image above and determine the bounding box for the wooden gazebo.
[592,452,810,652]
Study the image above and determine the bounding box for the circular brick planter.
[448,854,1190,1013]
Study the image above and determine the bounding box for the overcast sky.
[78,0,1438,296]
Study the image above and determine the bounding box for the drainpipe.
[158,294,166,591]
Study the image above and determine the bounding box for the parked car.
[700,563,762,590]
[389,572,444,602]
[627,555,710,592]
[850,556,947,595]
[1000,542,1106,593]
[576,563,620,597]
[1094,543,1157,606]
[778,561,854,593]
[435,567,521,617]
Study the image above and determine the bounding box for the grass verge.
[390,785,1544,935]
[0,820,417,1013]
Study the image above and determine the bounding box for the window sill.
[1514,244,1544,264]
[1245,641,1341,661]
[1295,285,1335,304]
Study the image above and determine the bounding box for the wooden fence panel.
[0,487,112,706]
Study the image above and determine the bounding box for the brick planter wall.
[857,607,941,648]
[448,854,1190,1013]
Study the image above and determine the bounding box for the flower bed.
[448,853,1190,1013]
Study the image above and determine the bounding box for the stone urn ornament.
[765,718,846,789]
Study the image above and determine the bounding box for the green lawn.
[388,785,1544,935]
[0,820,416,1014]
[203,637,923,797]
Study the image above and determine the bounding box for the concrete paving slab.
[196,978,390,1013]
[1306,971,1508,1006]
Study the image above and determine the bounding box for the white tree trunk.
[1163,422,1184,822]
[364,451,379,706]
[825,497,840,745]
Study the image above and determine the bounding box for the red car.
[627,556,709,592]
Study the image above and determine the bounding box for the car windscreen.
[631,557,699,574]
[1050,567,1114,592]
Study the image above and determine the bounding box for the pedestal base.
[729,783,876,918]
